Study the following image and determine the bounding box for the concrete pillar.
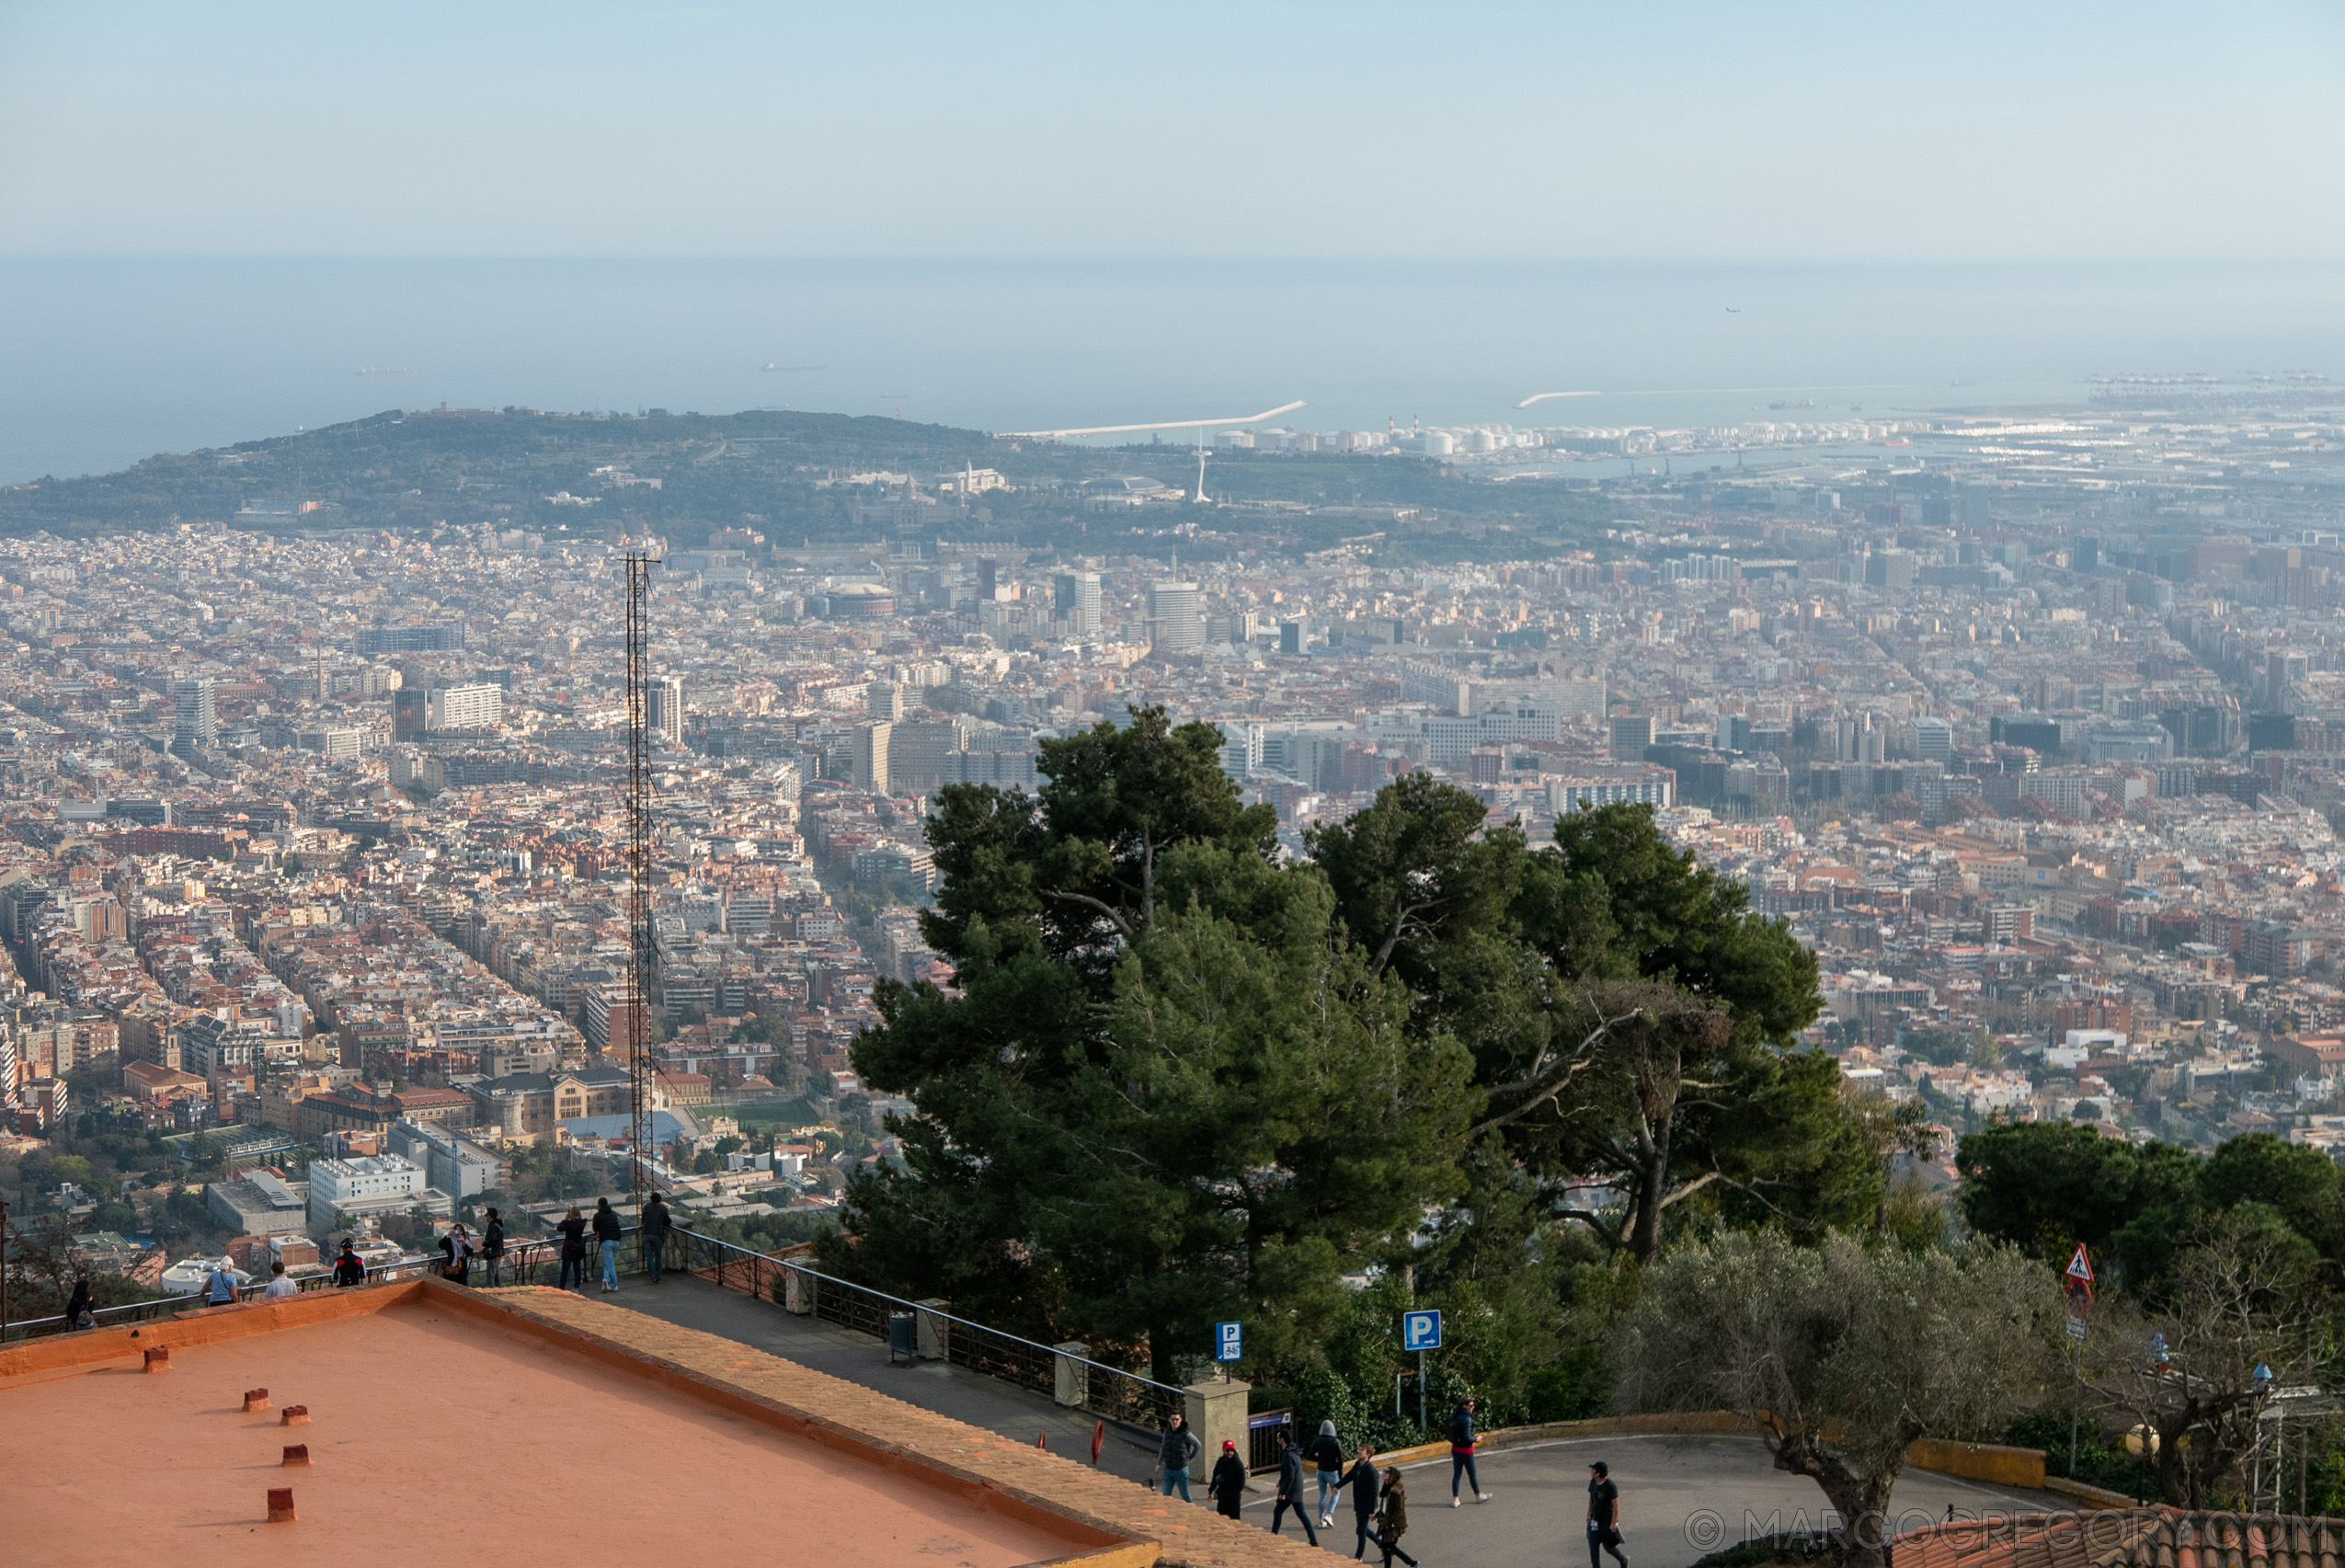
[1184,1379,1250,1478]
[782,1262,813,1315]
[1053,1343,1090,1408]
[914,1299,950,1361]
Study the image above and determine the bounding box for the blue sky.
[2,2,2341,260]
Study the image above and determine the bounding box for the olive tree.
[1612,1230,2058,1568]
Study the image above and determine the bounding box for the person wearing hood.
[1309,1418,1345,1526]
[1154,1410,1201,1502]
[1207,1438,1248,1520]
[1270,1427,1318,1545]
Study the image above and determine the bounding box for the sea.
[4,257,2341,486]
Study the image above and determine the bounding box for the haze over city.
[6,6,2345,1567]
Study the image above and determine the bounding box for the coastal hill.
[0,406,1609,556]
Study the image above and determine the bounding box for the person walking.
[1373,1466,1419,1568]
[1337,1442,1383,1561]
[64,1276,95,1329]
[591,1196,623,1291]
[481,1207,506,1288]
[1269,1427,1319,1546]
[1207,1438,1248,1520]
[1310,1418,1345,1526]
[640,1190,670,1284]
[332,1239,367,1288]
[1587,1459,1629,1568]
[1447,1394,1490,1505]
[263,1260,299,1299]
[556,1207,589,1291]
[1154,1410,1200,1502]
[204,1259,239,1305]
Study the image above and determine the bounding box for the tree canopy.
[839,710,1858,1402]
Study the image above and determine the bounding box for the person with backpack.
[1336,1442,1383,1561]
[556,1207,589,1291]
[1374,1466,1419,1568]
[591,1196,623,1291]
[331,1239,367,1288]
[481,1207,507,1288]
[640,1190,671,1284]
[1269,1427,1318,1545]
[1154,1410,1201,1502]
[1309,1419,1345,1526]
[1207,1438,1248,1520]
[1447,1393,1490,1505]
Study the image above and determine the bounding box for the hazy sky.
[4,2,2341,261]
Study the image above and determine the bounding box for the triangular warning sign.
[2066,1243,2094,1284]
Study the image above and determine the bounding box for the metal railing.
[2,1251,439,1343]
[641,1225,1186,1433]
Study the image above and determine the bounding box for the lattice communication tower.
[623,552,659,1205]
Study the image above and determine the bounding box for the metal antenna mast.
[623,551,659,1207]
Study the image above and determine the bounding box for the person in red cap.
[1207,1437,1249,1520]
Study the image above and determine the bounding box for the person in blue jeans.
[1309,1419,1345,1524]
[1447,1395,1491,1505]
[591,1196,623,1291]
[1155,1411,1200,1501]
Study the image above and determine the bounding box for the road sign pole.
[2068,1331,2082,1474]
[1418,1348,1426,1433]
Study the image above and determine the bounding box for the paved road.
[605,1276,2062,1567]
[1239,1432,2056,1567]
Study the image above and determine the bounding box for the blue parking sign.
[1401,1310,1442,1351]
[1216,1321,1244,1362]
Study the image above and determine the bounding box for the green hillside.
[0,406,1608,557]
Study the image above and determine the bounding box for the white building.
[426,683,505,731]
[307,1152,447,1233]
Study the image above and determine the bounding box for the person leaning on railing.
[640,1192,671,1284]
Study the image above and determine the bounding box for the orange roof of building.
[0,1278,1310,1568]
[1898,1508,2345,1568]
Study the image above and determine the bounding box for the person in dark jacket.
[481,1207,507,1288]
[1155,1411,1201,1501]
[1375,1467,1418,1568]
[591,1196,623,1291]
[332,1240,367,1288]
[440,1222,473,1286]
[1310,1419,1345,1526]
[1207,1438,1248,1520]
[556,1207,589,1291]
[640,1191,671,1284]
[1447,1395,1490,1505]
[1337,1442,1383,1560]
[65,1276,94,1329]
[1270,1428,1318,1545]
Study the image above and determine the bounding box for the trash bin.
[888,1311,918,1365]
